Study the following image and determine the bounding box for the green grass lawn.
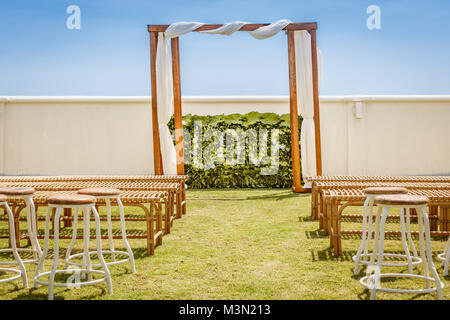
[0,189,448,300]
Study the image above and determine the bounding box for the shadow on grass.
[310,248,356,262]
[312,247,446,262]
[304,229,326,239]
[246,191,308,201]
[357,281,438,300]
[188,190,308,201]
[298,216,315,222]
[0,227,147,238]
[13,285,107,300]
[132,247,155,260]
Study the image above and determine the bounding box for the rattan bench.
[0,175,188,215]
[308,176,450,221]
[324,187,450,256]
[0,180,182,234]
[3,190,168,255]
[316,182,450,235]
[0,175,189,255]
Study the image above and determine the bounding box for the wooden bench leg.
[164,196,171,234]
[329,203,335,252]
[319,195,324,229]
[13,207,21,248]
[335,201,342,256]
[176,190,182,219]
[324,199,330,236]
[440,206,450,232]
[182,187,186,215]
[331,199,342,256]
[311,188,317,219]
[170,194,175,226]
[146,203,154,255]
[156,203,163,246]
[63,208,72,228]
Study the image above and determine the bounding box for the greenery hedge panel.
[168,112,302,189]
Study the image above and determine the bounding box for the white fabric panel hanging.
[155,32,177,174]
[248,19,291,39]
[199,21,247,35]
[293,30,322,188]
[165,22,205,38]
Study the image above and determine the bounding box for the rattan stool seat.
[46,194,96,205]
[0,195,7,202]
[0,187,36,196]
[375,194,429,206]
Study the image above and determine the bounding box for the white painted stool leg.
[34,207,52,288]
[105,198,116,262]
[48,207,62,300]
[65,208,79,268]
[24,202,36,260]
[405,208,419,269]
[354,197,371,275]
[363,196,375,258]
[366,206,382,277]
[370,206,389,300]
[419,206,442,300]
[25,196,41,261]
[117,197,136,273]
[417,208,430,289]
[443,236,450,276]
[91,205,113,294]
[82,206,92,281]
[4,203,28,288]
[399,208,413,273]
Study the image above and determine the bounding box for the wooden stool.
[360,195,443,300]
[65,188,136,273]
[0,195,27,288]
[0,187,41,263]
[34,194,112,300]
[353,187,421,275]
[438,235,449,276]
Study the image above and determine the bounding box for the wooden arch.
[147,22,322,193]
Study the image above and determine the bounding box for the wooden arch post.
[148,22,322,191]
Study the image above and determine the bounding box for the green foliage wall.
[168,112,302,189]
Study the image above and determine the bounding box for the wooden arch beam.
[148,23,317,33]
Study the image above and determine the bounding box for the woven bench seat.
[308,175,450,221]
[308,175,450,183]
[1,181,182,234]
[1,187,170,255]
[0,175,188,218]
[315,182,450,235]
[0,175,189,183]
[322,187,450,256]
[311,180,450,229]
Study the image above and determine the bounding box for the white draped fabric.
[294,31,322,188]
[155,32,177,174]
[200,21,247,35]
[154,20,321,183]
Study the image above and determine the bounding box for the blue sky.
[0,0,449,95]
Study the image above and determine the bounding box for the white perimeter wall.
[0,95,449,176]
